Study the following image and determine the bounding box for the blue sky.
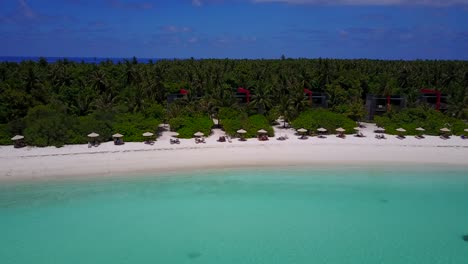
[1,0,467,59]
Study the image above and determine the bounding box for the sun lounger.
[354,132,366,138]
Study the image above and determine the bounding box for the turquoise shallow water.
[1,166,468,264]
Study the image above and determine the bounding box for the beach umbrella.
[112,133,123,138]
[440,128,451,132]
[87,132,99,138]
[257,129,267,134]
[143,132,154,137]
[396,128,406,133]
[336,127,346,133]
[464,129,468,132]
[172,132,179,137]
[237,129,247,134]
[353,127,360,131]
[317,128,327,132]
[297,128,307,133]
[194,131,204,137]
[11,135,24,141]
[416,127,425,132]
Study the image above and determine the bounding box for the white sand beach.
[1,123,467,181]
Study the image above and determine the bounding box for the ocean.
[1,166,467,263]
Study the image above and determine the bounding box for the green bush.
[374,107,466,135]
[112,113,160,142]
[0,124,11,145]
[220,108,274,138]
[23,104,78,147]
[291,109,356,134]
[169,115,213,138]
[74,111,115,144]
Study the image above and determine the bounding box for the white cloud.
[192,0,203,6]
[162,25,192,33]
[252,0,468,6]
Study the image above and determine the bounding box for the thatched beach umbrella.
[317,128,327,133]
[11,135,25,148]
[297,128,307,133]
[416,127,425,132]
[87,132,99,147]
[336,127,345,133]
[87,132,99,138]
[257,129,267,134]
[172,132,179,137]
[354,127,360,131]
[439,127,451,139]
[396,128,406,138]
[194,131,204,137]
[237,129,247,134]
[143,132,154,137]
[112,133,124,145]
[11,135,24,141]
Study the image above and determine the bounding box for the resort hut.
[257,129,268,141]
[112,133,124,145]
[237,129,247,141]
[396,128,406,139]
[87,132,99,147]
[415,127,425,139]
[335,127,346,138]
[297,128,308,139]
[440,128,451,139]
[143,132,155,145]
[11,135,25,148]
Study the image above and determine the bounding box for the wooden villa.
[365,94,406,120]
[304,88,328,108]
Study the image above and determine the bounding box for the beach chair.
[355,132,366,138]
[440,134,450,140]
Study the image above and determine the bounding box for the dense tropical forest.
[0,57,467,146]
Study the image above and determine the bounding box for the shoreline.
[1,142,467,183]
[1,123,467,182]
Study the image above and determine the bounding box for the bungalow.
[167,89,189,104]
[365,94,406,120]
[304,88,328,108]
[235,87,251,104]
[419,89,448,111]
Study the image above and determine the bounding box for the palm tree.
[251,85,272,115]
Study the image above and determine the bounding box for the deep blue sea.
[0,56,165,64]
[1,166,468,264]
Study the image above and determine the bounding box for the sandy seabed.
[1,123,467,182]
